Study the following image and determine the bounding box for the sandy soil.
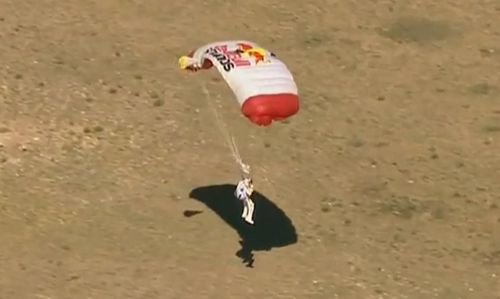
[1,0,500,298]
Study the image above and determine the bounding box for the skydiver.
[234,163,255,225]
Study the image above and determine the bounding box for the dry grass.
[1,0,500,298]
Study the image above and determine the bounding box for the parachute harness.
[201,84,255,224]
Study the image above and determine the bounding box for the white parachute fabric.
[190,40,298,106]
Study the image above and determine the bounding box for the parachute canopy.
[179,40,299,126]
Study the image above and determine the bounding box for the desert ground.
[1,0,500,298]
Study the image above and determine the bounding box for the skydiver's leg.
[243,198,255,225]
[242,200,248,218]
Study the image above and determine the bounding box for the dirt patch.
[378,17,456,44]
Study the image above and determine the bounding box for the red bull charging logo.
[236,43,268,64]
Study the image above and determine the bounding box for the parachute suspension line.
[201,84,251,178]
[201,83,241,163]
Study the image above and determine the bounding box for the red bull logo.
[236,43,268,64]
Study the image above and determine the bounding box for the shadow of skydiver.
[185,184,298,268]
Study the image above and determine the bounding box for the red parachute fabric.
[241,94,299,126]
